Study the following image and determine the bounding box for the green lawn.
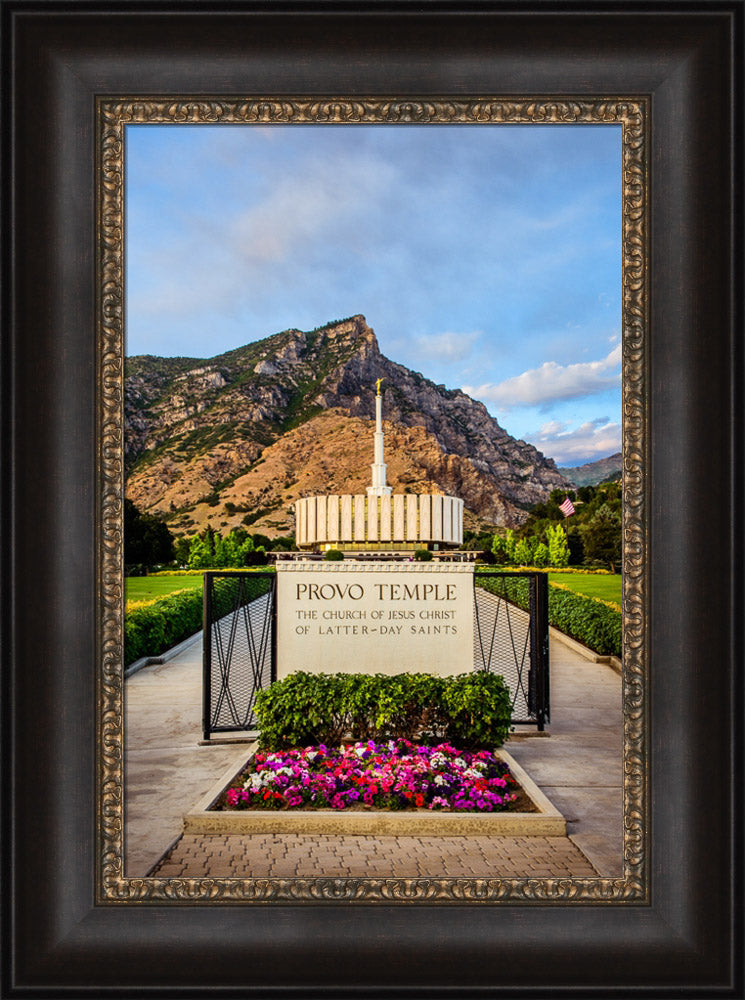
[548,572,622,605]
[125,568,623,607]
[125,574,203,603]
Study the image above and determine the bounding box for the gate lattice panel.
[474,572,549,729]
[203,572,276,739]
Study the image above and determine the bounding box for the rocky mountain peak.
[124,315,571,537]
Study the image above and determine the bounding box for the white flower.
[454,757,466,769]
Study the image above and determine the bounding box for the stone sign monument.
[276,562,474,677]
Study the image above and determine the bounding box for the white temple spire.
[367,378,392,497]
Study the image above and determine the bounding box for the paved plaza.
[125,629,623,880]
[151,832,596,878]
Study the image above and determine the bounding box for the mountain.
[559,453,623,488]
[124,315,572,537]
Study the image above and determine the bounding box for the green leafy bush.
[414,549,433,561]
[324,548,344,560]
[254,671,512,751]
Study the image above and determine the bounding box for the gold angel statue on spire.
[375,377,383,395]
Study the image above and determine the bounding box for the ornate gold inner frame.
[97,98,648,904]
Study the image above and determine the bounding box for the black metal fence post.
[528,572,550,730]
[270,573,277,684]
[202,571,213,742]
[536,571,550,728]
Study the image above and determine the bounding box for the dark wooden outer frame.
[2,2,742,995]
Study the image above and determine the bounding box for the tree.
[187,533,213,569]
[533,541,550,567]
[547,523,570,567]
[566,526,585,565]
[173,536,191,566]
[550,487,575,504]
[581,503,622,571]
[503,528,517,564]
[514,536,534,566]
[124,499,174,567]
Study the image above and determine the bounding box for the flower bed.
[218,739,531,814]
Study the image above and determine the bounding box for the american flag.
[559,497,575,518]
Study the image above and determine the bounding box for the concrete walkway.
[125,632,622,879]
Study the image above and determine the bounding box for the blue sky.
[125,123,622,466]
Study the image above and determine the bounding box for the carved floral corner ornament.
[97,98,648,904]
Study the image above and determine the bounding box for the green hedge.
[124,575,274,666]
[254,671,512,750]
[476,572,621,656]
[125,589,203,666]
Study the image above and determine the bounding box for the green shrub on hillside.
[254,671,512,750]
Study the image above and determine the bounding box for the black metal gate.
[473,572,550,730]
[202,567,550,740]
[202,571,276,741]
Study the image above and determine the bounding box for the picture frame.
[111,96,640,899]
[3,2,742,995]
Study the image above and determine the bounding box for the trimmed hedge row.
[477,572,622,657]
[125,588,203,666]
[254,670,513,751]
[546,586,622,656]
[124,575,274,666]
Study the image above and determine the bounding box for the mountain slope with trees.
[125,314,572,538]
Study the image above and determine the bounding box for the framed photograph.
[3,2,742,995]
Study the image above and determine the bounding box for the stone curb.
[124,629,202,679]
[182,748,566,837]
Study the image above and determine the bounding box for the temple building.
[294,380,464,553]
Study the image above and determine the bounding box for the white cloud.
[409,330,482,363]
[463,343,621,410]
[530,417,622,465]
[130,151,398,319]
